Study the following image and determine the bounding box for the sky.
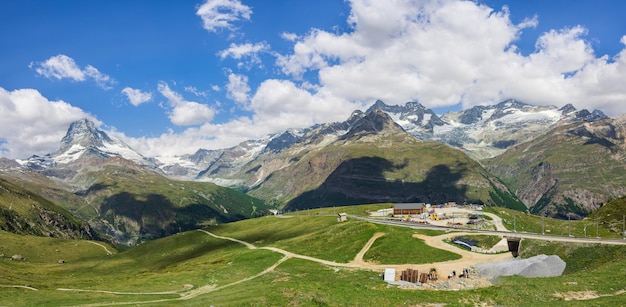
[1,0,625,159]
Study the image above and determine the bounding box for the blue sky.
[1,0,625,159]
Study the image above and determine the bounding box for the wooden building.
[393,203,426,215]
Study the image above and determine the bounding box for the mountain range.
[2,119,268,245]
[1,99,623,242]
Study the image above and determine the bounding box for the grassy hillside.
[1,211,625,306]
[484,207,620,238]
[589,195,626,236]
[76,165,271,244]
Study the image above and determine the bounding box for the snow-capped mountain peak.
[51,119,149,165]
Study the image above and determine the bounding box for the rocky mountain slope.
[0,172,98,239]
[371,99,608,160]
[158,99,607,184]
[223,109,524,210]
[485,115,626,218]
[147,100,615,217]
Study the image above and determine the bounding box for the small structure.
[393,203,426,216]
[337,213,347,222]
[383,268,396,282]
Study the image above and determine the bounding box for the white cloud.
[84,65,115,90]
[31,54,85,81]
[270,0,626,116]
[121,87,153,106]
[226,72,250,105]
[218,42,270,60]
[117,80,364,158]
[248,79,363,132]
[281,32,298,42]
[196,0,252,33]
[158,82,215,126]
[184,86,208,97]
[48,0,626,159]
[0,87,95,158]
[31,54,116,89]
[218,42,270,68]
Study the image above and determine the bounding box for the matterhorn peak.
[51,118,149,166]
[59,118,113,152]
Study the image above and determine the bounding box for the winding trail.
[351,232,385,265]
[57,284,193,295]
[0,285,38,291]
[409,232,513,276]
[86,241,114,255]
[60,228,513,306]
[197,229,256,250]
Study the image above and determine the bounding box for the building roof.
[394,203,425,210]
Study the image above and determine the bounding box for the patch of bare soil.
[553,288,626,301]
[553,290,600,301]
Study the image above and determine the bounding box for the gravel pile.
[475,254,566,279]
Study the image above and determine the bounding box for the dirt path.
[199,230,511,276]
[350,232,384,265]
[64,230,513,306]
[483,212,508,231]
[407,232,513,277]
[86,241,114,255]
[0,285,38,291]
[57,284,193,295]
[197,229,256,250]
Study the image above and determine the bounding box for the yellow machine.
[428,267,438,280]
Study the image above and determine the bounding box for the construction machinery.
[428,267,438,280]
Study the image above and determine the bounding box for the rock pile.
[475,254,566,279]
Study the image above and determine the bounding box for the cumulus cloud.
[226,72,250,105]
[196,0,252,33]
[47,0,626,159]
[271,0,626,116]
[0,87,95,158]
[116,79,364,158]
[31,54,115,89]
[158,82,215,126]
[121,87,152,106]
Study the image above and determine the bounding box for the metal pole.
[596,216,599,238]
[622,215,625,240]
[568,214,571,237]
[542,216,544,235]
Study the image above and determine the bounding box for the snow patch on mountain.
[54,143,86,164]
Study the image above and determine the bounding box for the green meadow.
[0,208,625,306]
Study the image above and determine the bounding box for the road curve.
[350,215,626,245]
